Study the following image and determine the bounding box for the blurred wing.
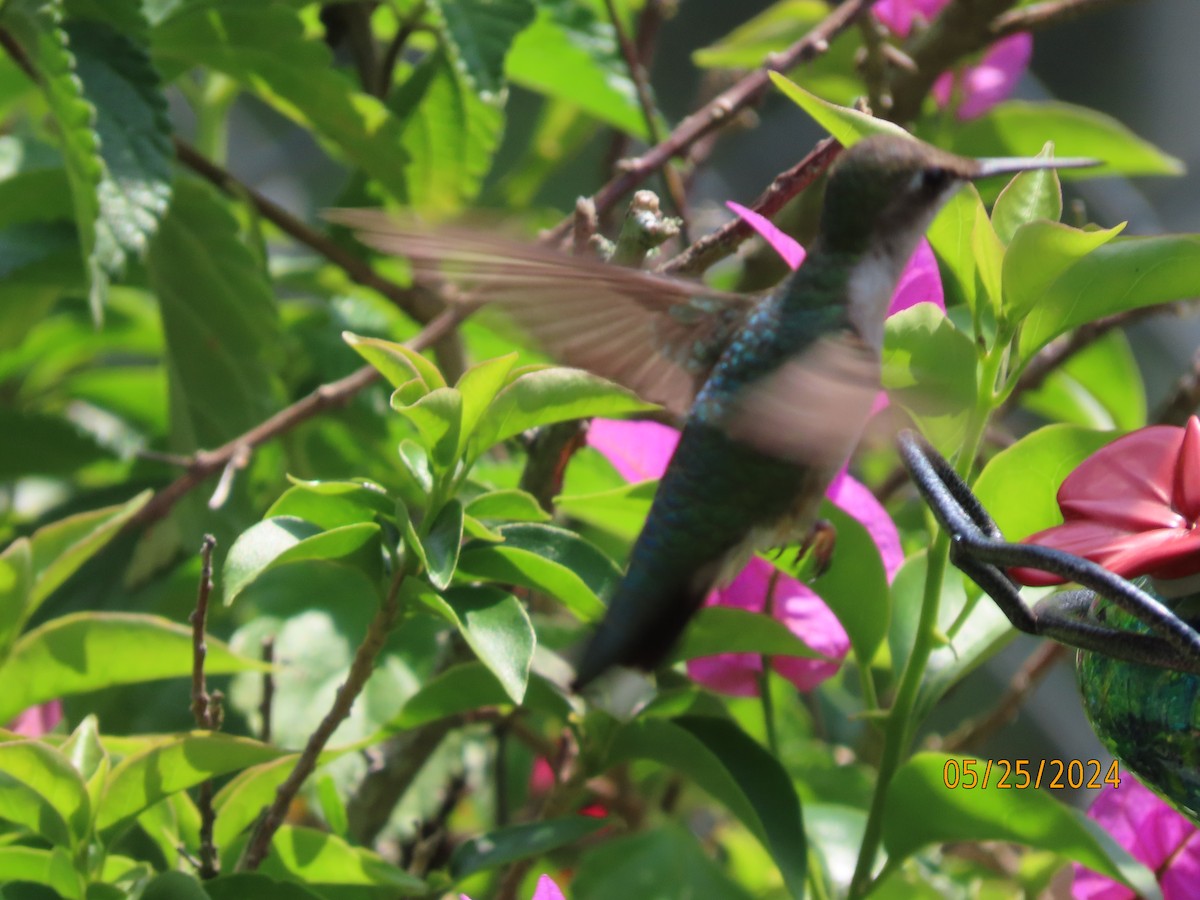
[328,210,759,418]
[724,333,882,467]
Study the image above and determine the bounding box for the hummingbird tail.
[571,569,714,691]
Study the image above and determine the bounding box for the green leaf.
[255,826,425,890]
[202,873,324,900]
[670,606,824,663]
[554,479,657,542]
[148,179,281,450]
[0,612,263,723]
[456,352,518,453]
[507,3,648,139]
[451,816,608,880]
[947,100,1184,177]
[436,0,536,96]
[0,538,33,660]
[990,143,1062,243]
[1,0,107,313]
[388,662,569,731]
[394,387,464,471]
[343,332,447,391]
[455,523,619,622]
[1002,220,1124,324]
[607,716,806,899]
[1021,330,1146,431]
[223,518,380,605]
[151,3,417,205]
[28,490,151,613]
[927,187,985,312]
[66,15,172,284]
[464,488,551,523]
[971,199,1004,315]
[694,1,829,69]
[427,585,535,703]
[211,756,299,854]
[882,304,977,454]
[0,408,109,478]
[0,847,84,899]
[768,74,908,144]
[424,499,464,591]
[390,47,505,213]
[973,424,1116,540]
[0,221,85,349]
[573,823,754,900]
[884,753,1156,896]
[0,740,90,847]
[472,368,656,458]
[98,734,284,832]
[1018,234,1200,364]
[140,872,209,900]
[266,480,393,530]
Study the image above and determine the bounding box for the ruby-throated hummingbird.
[334,134,1094,690]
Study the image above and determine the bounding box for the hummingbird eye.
[920,167,950,192]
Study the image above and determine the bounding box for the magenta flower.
[462,874,564,900]
[588,417,901,695]
[1014,417,1200,587]
[872,0,1031,120]
[7,701,62,737]
[1073,778,1200,899]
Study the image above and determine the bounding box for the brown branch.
[542,0,874,244]
[940,642,1067,753]
[239,568,410,871]
[659,137,841,276]
[124,307,467,534]
[259,636,276,745]
[189,535,221,880]
[990,0,1142,40]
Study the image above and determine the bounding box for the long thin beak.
[973,156,1101,179]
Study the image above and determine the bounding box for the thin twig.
[239,568,411,871]
[990,0,1141,40]
[543,0,873,244]
[378,1,429,98]
[189,535,221,880]
[124,307,467,534]
[856,11,892,115]
[601,0,690,238]
[659,137,841,276]
[941,642,1067,753]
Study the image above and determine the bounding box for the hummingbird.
[332,134,1094,690]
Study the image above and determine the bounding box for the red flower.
[1013,418,1200,586]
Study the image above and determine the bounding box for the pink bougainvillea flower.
[1073,778,1200,900]
[1013,417,1200,587]
[8,701,62,737]
[873,0,1031,119]
[587,418,903,694]
[726,201,807,271]
[462,874,565,900]
[932,33,1033,121]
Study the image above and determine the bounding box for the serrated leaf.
[436,0,536,96]
[152,2,418,204]
[0,612,264,723]
[390,47,505,213]
[607,716,806,899]
[507,3,648,138]
[424,499,464,590]
[147,179,281,451]
[947,100,1183,177]
[471,368,656,458]
[450,817,607,879]
[884,753,1156,896]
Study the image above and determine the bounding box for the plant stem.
[848,344,1002,896]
